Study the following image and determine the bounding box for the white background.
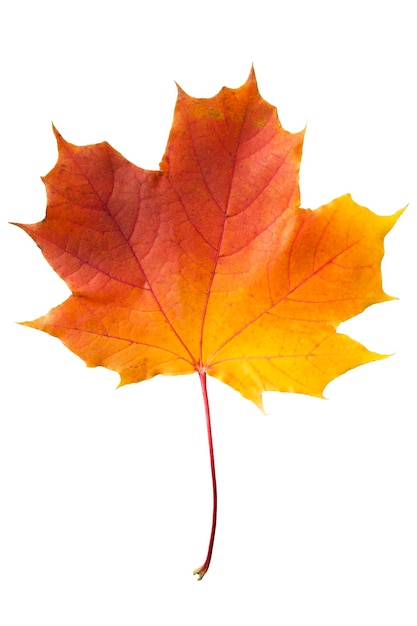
[1,1,415,624]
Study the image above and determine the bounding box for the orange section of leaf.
[17,70,402,409]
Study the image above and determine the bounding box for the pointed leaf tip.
[51,123,61,140]
[248,64,257,82]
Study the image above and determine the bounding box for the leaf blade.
[17,71,402,406]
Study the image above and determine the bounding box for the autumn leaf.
[16,69,402,578]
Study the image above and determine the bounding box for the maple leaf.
[16,69,402,579]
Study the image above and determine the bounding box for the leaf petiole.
[193,371,217,580]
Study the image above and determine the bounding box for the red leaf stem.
[193,372,218,580]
